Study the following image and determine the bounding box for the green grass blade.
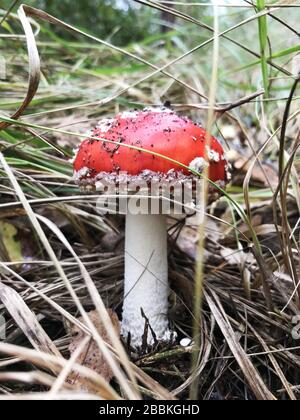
[257,0,269,96]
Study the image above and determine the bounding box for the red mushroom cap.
[73,107,230,188]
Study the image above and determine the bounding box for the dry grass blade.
[0,262,91,336]
[190,2,219,400]
[0,342,120,400]
[48,336,91,397]
[174,318,215,397]
[276,76,300,305]
[0,393,102,400]
[130,364,177,400]
[205,291,276,400]
[248,323,296,400]
[0,281,61,361]
[0,371,70,390]
[0,4,40,130]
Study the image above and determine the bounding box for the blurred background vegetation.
[1,0,158,45]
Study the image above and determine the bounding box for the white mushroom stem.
[121,213,175,349]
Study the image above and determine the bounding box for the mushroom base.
[121,213,176,350]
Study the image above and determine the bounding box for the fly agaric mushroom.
[73,107,229,350]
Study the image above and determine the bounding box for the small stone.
[180,337,194,347]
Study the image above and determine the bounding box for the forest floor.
[0,2,300,400]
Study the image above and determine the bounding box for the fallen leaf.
[220,247,256,267]
[68,309,120,387]
[0,221,23,262]
[229,151,278,188]
[176,226,199,259]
